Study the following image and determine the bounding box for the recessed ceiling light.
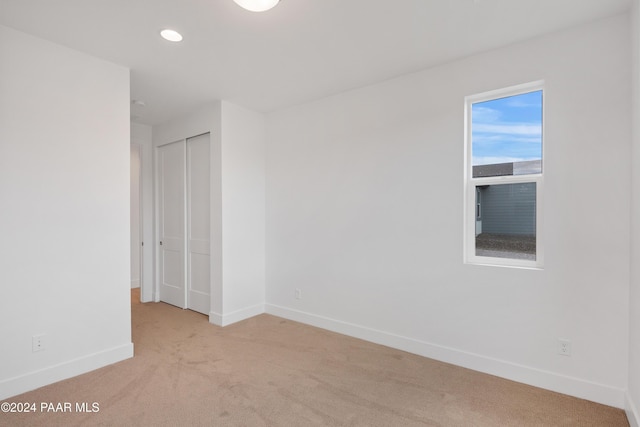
[233,0,280,12]
[160,29,183,42]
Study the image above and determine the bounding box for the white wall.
[218,101,266,325]
[0,25,133,399]
[153,102,265,326]
[265,15,631,407]
[628,1,640,425]
[131,123,154,301]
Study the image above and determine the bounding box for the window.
[464,82,543,268]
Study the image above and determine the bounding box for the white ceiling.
[0,0,631,125]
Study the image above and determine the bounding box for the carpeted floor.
[0,289,629,426]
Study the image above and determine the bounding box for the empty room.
[1,0,640,425]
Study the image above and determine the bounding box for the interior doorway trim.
[130,142,143,290]
[131,127,154,303]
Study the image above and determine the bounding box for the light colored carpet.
[0,289,629,426]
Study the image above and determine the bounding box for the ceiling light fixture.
[233,0,280,12]
[160,29,183,42]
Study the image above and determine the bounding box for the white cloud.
[473,134,541,144]
[505,98,542,109]
[471,106,501,122]
[473,156,529,166]
[473,123,541,136]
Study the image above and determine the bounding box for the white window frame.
[464,81,544,269]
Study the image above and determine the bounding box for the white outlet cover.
[558,339,571,356]
[32,334,46,352]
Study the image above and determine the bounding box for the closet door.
[186,134,210,315]
[158,141,187,309]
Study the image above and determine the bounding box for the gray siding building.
[478,182,536,236]
[474,160,539,237]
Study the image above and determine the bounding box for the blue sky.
[472,90,542,166]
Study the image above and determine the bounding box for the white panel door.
[130,143,142,289]
[158,141,187,309]
[186,134,210,315]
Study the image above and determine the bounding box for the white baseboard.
[628,392,640,427]
[265,303,626,409]
[130,279,140,289]
[210,303,265,327]
[0,343,134,401]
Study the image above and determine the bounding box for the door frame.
[130,143,143,290]
[130,133,154,303]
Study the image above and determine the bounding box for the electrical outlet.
[32,334,46,352]
[558,339,571,356]
[295,288,302,300]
